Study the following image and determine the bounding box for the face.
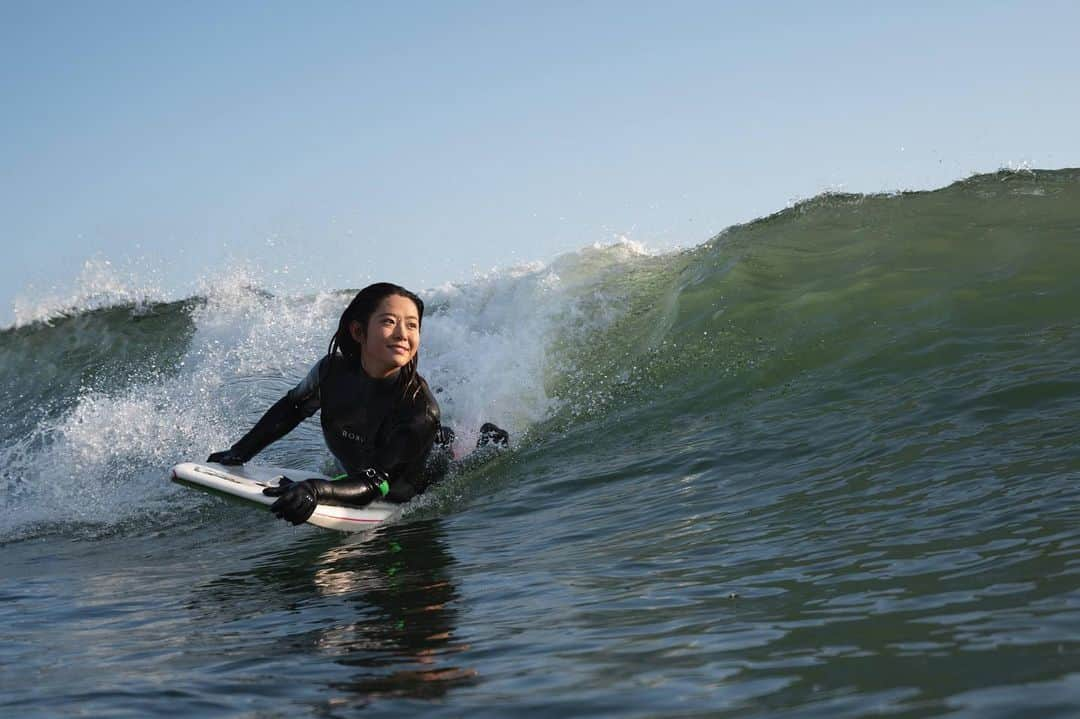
[351,294,421,378]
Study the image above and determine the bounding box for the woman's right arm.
[207,358,324,465]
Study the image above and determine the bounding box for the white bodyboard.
[171,462,398,532]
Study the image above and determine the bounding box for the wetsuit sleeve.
[373,405,440,502]
[228,359,324,461]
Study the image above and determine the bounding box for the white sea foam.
[10,258,171,328]
[0,240,657,540]
[422,239,654,452]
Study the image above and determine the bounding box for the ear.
[349,320,365,344]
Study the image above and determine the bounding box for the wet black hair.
[326,282,426,398]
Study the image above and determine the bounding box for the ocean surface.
[2,169,1079,717]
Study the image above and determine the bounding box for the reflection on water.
[193,519,475,707]
[312,521,477,702]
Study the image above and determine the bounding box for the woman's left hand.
[263,477,319,525]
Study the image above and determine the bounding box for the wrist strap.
[345,468,390,497]
[363,468,390,497]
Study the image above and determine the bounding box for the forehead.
[374,294,420,318]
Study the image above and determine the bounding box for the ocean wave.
[2,169,1079,543]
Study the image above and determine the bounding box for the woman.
[207,282,506,525]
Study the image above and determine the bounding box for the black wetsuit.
[224,353,441,503]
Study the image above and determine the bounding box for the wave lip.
[10,259,172,329]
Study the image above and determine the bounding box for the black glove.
[262,469,389,525]
[262,476,320,525]
[477,422,509,449]
[207,449,246,465]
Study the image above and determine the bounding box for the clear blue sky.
[3,1,1077,326]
